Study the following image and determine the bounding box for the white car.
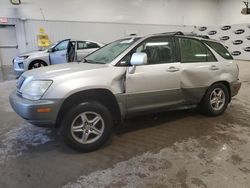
[13,39,104,75]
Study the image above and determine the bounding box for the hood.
[19,49,47,57]
[22,62,110,79]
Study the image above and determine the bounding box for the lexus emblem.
[234,29,245,34]
[244,47,250,52]
[199,27,207,31]
[232,40,243,45]
[208,30,217,35]
[220,36,230,41]
[231,51,241,56]
[221,25,231,31]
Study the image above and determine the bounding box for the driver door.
[125,36,182,114]
[50,39,70,65]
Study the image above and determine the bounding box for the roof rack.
[184,33,210,39]
[159,31,209,39]
[159,31,184,35]
[174,31,184,35]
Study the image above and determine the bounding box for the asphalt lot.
[0,61,250,188]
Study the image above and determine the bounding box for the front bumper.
[9,91,63,127]
[13,59,25,76]
[230,80,241,97]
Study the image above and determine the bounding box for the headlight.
[22,80,53,100]
[17,56,29,61]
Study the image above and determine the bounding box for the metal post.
[0,49,3,69]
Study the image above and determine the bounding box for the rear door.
[125,36,182,114]
[76,41,100,61]
[178,37,220,103]
[50,39,69,65]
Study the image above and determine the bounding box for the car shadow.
[27,108,199,154]
[115,108,199,134]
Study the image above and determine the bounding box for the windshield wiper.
[81,58,89,63]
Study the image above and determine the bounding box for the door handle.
[210,65,219,70]
[167,66,180,72]
[61,54,66,57]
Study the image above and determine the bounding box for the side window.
[179,38,217,63]
[77,41,87,50]
[133,37,176,65]
[203,40,233,60]
[86,42,100,49]
[54,40,69,51]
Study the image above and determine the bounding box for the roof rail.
[159,31,184,35]
[174,31,184,35]
[182,33,210,39]
[156,31,210,39]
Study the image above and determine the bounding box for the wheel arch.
[56,89,122,128]
[204,80,231,102]
[28,60,48,70]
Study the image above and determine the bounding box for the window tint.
[78,41,100,49]
[179,38,217,63]
[86,42,100,48]
[77,41,87,50]
[54,40,69,51]
[203,40,233,60]
[134,37,176,65]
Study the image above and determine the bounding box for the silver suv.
[13,39,104,75]
[9,32,241,152]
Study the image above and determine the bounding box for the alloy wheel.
[31,62,45,69]
[70,111,105,144]
[209,88,226,111]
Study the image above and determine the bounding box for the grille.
[16,76,25,89]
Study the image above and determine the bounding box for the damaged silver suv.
[10,32,241,152]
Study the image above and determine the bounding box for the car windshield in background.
[85,37,140,64]
[203,40,233,60]
[44,42,58,50]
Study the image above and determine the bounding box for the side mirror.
[130,52,147,66]
[48,48,54,53]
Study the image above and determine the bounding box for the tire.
[200,83,229,116]
[60,101,113,152]
[29,60,47,70]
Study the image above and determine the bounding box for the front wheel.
[29,61,47,69]
[200,83,229,116]
[60,101,113,152]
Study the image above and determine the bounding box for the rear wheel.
[200,83,229,116]
[60,101,113,152]
[29,61,47,69]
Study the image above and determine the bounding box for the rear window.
[203,40,233,60]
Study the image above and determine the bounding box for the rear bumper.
[230,80,241,97]
[9,91,63,127]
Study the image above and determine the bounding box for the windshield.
[84,37,140,64]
